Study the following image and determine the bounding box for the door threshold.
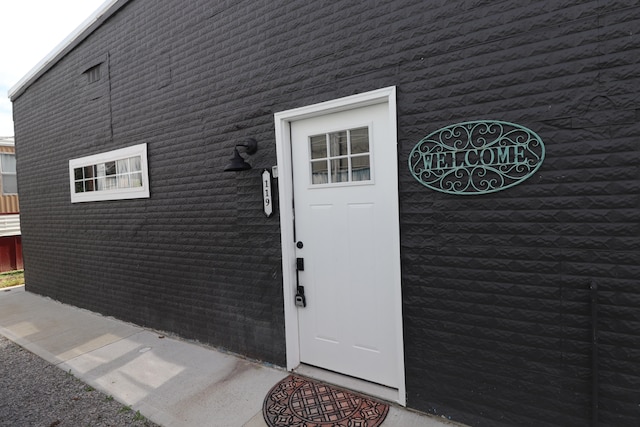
[293,364,401,405]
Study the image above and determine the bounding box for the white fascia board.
[0,137,15,147]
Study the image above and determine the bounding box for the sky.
[0,0,107,136]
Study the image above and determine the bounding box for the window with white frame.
[0,153,17,195]
[69,143,149,203]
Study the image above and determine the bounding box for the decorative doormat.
[263,375,389,427]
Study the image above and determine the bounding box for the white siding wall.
[0,214,20,237]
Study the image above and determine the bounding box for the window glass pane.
[308,126,372,186]
[311,160,328,184]
[131,173,143,187]
[84,166,95,178]
[351,155,371,181]
[74,158,137,192]
[1,154,16,173]
[130,156,142,171]
[106,176,117,190]
[310,135,327,159]
[2,175,17,194]
[105,161,116,175]
[96,175,117,191]
[350,128,369,154]
[329,131,348,157]
[117,175,130,188]
[331,158,349,183]
[117,159,129,173]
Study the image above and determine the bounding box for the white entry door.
[291,101,402,388]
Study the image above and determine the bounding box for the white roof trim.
[8,0,124,101]
[0,137,15,146]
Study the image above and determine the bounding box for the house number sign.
[262,169,273,217]
[409,120,545,195]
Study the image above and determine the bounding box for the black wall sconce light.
[224,138,258,171]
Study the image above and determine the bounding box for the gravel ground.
[0,335,160,427]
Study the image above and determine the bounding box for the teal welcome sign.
[409,120,545,195]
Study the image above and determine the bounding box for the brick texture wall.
[12,1,639,426]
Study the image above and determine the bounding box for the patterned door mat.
[263,375,389,427]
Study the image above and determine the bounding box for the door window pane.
[329,131,348,157]
[308,127,371,185]
[310,135,327,159]
[331,158,349,183]
[351,156,370,181]
[350,128,369,154]
[311,160,329,184]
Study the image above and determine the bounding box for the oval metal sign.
[409,120,545,195]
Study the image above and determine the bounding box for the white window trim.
[69,143,150,203]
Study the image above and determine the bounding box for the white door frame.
[274,86,406,405]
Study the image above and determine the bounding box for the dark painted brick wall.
[12,1,639,426]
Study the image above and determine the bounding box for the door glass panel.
[308,126,371,186]
[350,128,369,154]
[329,131,348,157]
[351,155,370,181]
[310,135,327,159]
[331,158,349,183]
[311,160,329,184]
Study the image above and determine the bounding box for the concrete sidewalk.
[0,286,458,427]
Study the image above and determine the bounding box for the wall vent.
[85,64,101,84]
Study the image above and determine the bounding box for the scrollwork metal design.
[408,120,545,195]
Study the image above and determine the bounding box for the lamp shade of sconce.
[224,138,258,172]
